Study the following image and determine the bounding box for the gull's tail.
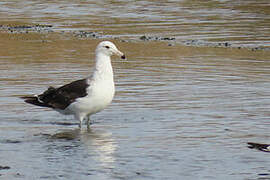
[21,96,51,108]
[21,87,57,108]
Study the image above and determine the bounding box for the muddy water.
[1,1,270,180]
[0,0,270,47]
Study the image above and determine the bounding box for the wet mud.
[1,24,269,52]
[50,129,81,140]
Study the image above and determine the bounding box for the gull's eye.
[105,46,110,49]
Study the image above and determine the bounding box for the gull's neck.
[92,53,114,81]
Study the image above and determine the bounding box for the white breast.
[66,50,116,117]
[66,75,115,117]
[86,79,115,113]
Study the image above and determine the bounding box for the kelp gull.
[21,41,126,129]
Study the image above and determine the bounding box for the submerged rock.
[0,24,53,33]
[3,140,21,144]
[0,166,10,170]
[139,35,175,41]
[73,31,102,38]
[247,142,270,152]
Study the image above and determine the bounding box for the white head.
[96,41,126,60]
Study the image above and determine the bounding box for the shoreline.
[1,23,269,52]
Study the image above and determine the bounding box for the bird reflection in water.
[48,127,117,169]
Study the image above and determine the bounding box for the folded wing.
[22,79,89,110]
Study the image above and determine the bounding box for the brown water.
[1,1,270,180]
[1,0,270,47]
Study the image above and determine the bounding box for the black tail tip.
[20,96,36,101]
[20,96,39,104]
[20,96,51,108]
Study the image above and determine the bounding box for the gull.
[21,41,126,129]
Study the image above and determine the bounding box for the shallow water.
[1,1,270,180]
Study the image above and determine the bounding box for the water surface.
[0,1,270,179]
[0,0,269,47]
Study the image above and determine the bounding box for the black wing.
[22,79,90,110]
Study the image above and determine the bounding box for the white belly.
[66,81,115,116]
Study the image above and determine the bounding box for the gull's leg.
[75,113,84,129]
[86,115,91,129]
